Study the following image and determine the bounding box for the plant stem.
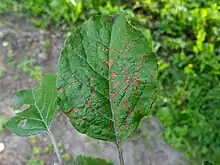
[47,129,63,165]
[115,141,125,165]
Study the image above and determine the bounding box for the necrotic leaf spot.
[91,89,96,94]
[111,72,117,79]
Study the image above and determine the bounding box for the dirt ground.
[0,14,190,165]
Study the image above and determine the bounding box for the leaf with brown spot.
[111,92,116,100]
[106,59,114,68]
[111,72,117,79]
[57,13,157,142]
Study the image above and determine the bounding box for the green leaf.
[74,155,114,165]
[206,87,220,100]
[57,13,157,141]
[5,75,57,136]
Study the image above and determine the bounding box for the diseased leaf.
[57,13,157,141]
[74,155,114,165]
[6,75,57,136]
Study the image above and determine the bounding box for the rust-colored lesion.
[73,80,78,84]
[122,121,126,125]
[134,111,142,119]
[104,59,114,68]
[90,77,94,81]
[121,69,126,74]
[133,76,139,87]
[117,52,121,59]
[108,59,114,68]
[111,92,116,100]
[84,103,90,108]
[121,98,128,107]
[125,77,130,86]
[143,55,147,59]
[57,87,63,91]
[111,72,117,79]
[109,123,113,129]
[104,48,109,52]
[91,89,96,94]
[67,109,80,116]
[126,107,131,117]
[113,81,119,87]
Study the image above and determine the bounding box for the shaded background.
[0,0,219,165]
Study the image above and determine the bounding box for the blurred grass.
[0,0,220,164]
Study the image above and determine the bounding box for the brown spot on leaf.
[67,109,74,116]
[104,61,109,65]
[108,59,114,68]
[113,81,119,87]
[122,121,126,125]
[84,103,90,108]
[109,124,113,129]
[111,72,117,79]
[90,77,94,81]
[117,52,120,59]
[91,89,96,94]
[133,76,139,87]
[121,99,127,107]
[121,69,126,74]
[57,87,62,91]
[104,48,109,52]
[125,77,130,86]
[143,55,147,59]
[137,112,142,119]
[126,107,131,116]
[104,59,114,68]
[111,92,116,100]
[73,80,78,84]
[150,73,153,79]
[88,98,92,101]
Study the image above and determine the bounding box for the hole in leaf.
[19,119,27,129]
[15,104,30,113]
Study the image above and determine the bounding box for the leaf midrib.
[32,88,50,130]
[108,16,118,141]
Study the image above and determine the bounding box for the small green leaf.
[57,13,157,141]
[74,155,114,165]
[5,75,57,136]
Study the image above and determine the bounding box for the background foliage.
[1,0,220,164]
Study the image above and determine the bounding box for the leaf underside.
[74,155,114,165]
[57,13,157,141]
[6,75,57,136]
